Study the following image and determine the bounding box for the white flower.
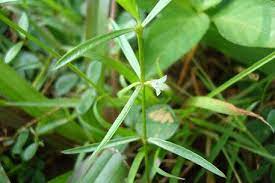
[149,75,169,96]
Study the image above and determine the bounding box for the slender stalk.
[136,24,150,183]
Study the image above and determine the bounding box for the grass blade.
[187,96,274,131]
[81,86,141,175]
[0,163,10,183]
[148,137,226,178]
[63,136,140,154]
[155,166,184,181]
[111,20,141,79]
[0,98,79,108]
[142,0,172,27]
[4,41,24,63]
[54,28,134,70]
[208,51,275,97]
[153,149,185,180]
[127,149,145,183]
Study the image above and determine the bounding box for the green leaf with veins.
[144,1,209,77]
[213,0,275,48]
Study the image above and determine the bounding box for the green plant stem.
[32,57,52,90]
[136,24,150,183]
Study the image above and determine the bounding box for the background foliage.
[0,0,275,182]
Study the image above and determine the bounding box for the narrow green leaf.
[148,137,226,178]
[213,0,275,48]
[36,115,75,135]
[82,151,128,183]
[4,41,24,64]
[127,150,145,183]
[187,96,274,131]
[0,163,10,183]
[18,12,28,38]
[21,142,38,161]
[76,89,96,114]
[208,51,275,97]
[87,61,102,84]
[267,109,275,130]
[156,166,184,180]
[12,129,29,156]
[0,98,79,108]
[54,28,133,70]
[63,136,140,154]
[153,149,184,180]
[111,20,141,78]
[142,0,172,27]
[82,86,141,174]
[116,0,139,20]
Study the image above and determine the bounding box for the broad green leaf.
[213,0,275,48]
[63,136,140,154]
[116,0,139,20]
[189,0,222,11]
[54,28,133,69]
[12,129,29,155]
[0,163,10,183]
[187,96,274,131]
[111,20,141,78]
[18,12,28,38]
[76,89,96,114]
[87,61,102,83]
[144,1,209,77]
[148,137,225,178]
[203,26,275,75]
[21,142,38,161]
[4,41,24,64]
[142,0,172,27]
[54,73,78,96]
[267,109,275,130]
[82,86,141,173]
[127,149,145,183]
[136,105,179,140]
